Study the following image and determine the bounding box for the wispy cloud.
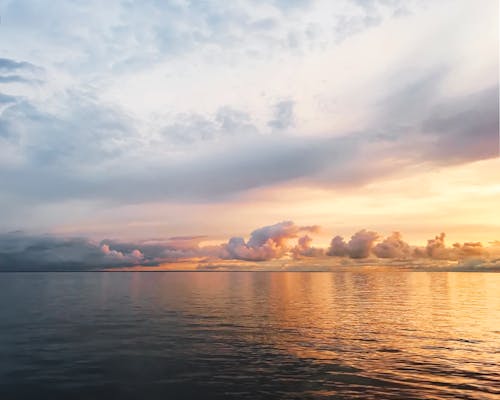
[0,0,497,240]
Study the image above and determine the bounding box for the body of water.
[0,271,498,399]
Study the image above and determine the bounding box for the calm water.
[0,271,499,399]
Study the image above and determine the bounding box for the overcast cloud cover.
[0,0,498,265]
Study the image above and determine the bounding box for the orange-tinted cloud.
[224,221,320,261]
[0,222,498,270]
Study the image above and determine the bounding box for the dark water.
[0,271,499,399]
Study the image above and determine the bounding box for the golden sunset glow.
[1,2,499,399]
[0,0,498,271]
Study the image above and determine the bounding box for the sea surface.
[0,271,498,399]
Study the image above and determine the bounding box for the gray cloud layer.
[1,80,497,206]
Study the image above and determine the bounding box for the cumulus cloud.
[412,233,491,261]
[0,222,322,269]
[373,232,411,259]
[0,223,499,270]
[414,232,448,259]
[327,230,379,258]
[325,230,495,263]
[347,229,379,258]
[327,236,349,257]
[291,235,325,259]
[224,221,319,261]
[452,242,487,258]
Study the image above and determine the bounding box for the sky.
[0,0,498,270]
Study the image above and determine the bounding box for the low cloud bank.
[0,222,498,270]
[327,230,379,258]
[0,233,145,270]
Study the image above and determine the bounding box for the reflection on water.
[0,271,498,399]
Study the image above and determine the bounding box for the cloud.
[160,107,258,146]
[0,75,33,84]
[0,97,361,204]
[0,58,43,90]
[414,232,448,259]
[0,95,137,169]
[325,230,495,262]
[224,221,319,261]
[327,230,379,258]
[373,232,411,258]
[452,258,500,271]
[268,100,295,130]
[412,233,490,261]
[327,236,349,257]
[421,85,499,163]
[0,93,18,104]
[346,229,380,258]
[0,222,322,269]
[334,14,382,43]
[0,232,144,270]
[2,77,496,212]
[291,235,325,258]
[0,58,37,72]
[0,232,225,270]
[452,242,487,258]
[0,0,497,233]
[1,222,499,270]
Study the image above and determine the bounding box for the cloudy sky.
[0,0,498,269]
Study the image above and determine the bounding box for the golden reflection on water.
[1,270,499,399]
[148,271,500,398]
